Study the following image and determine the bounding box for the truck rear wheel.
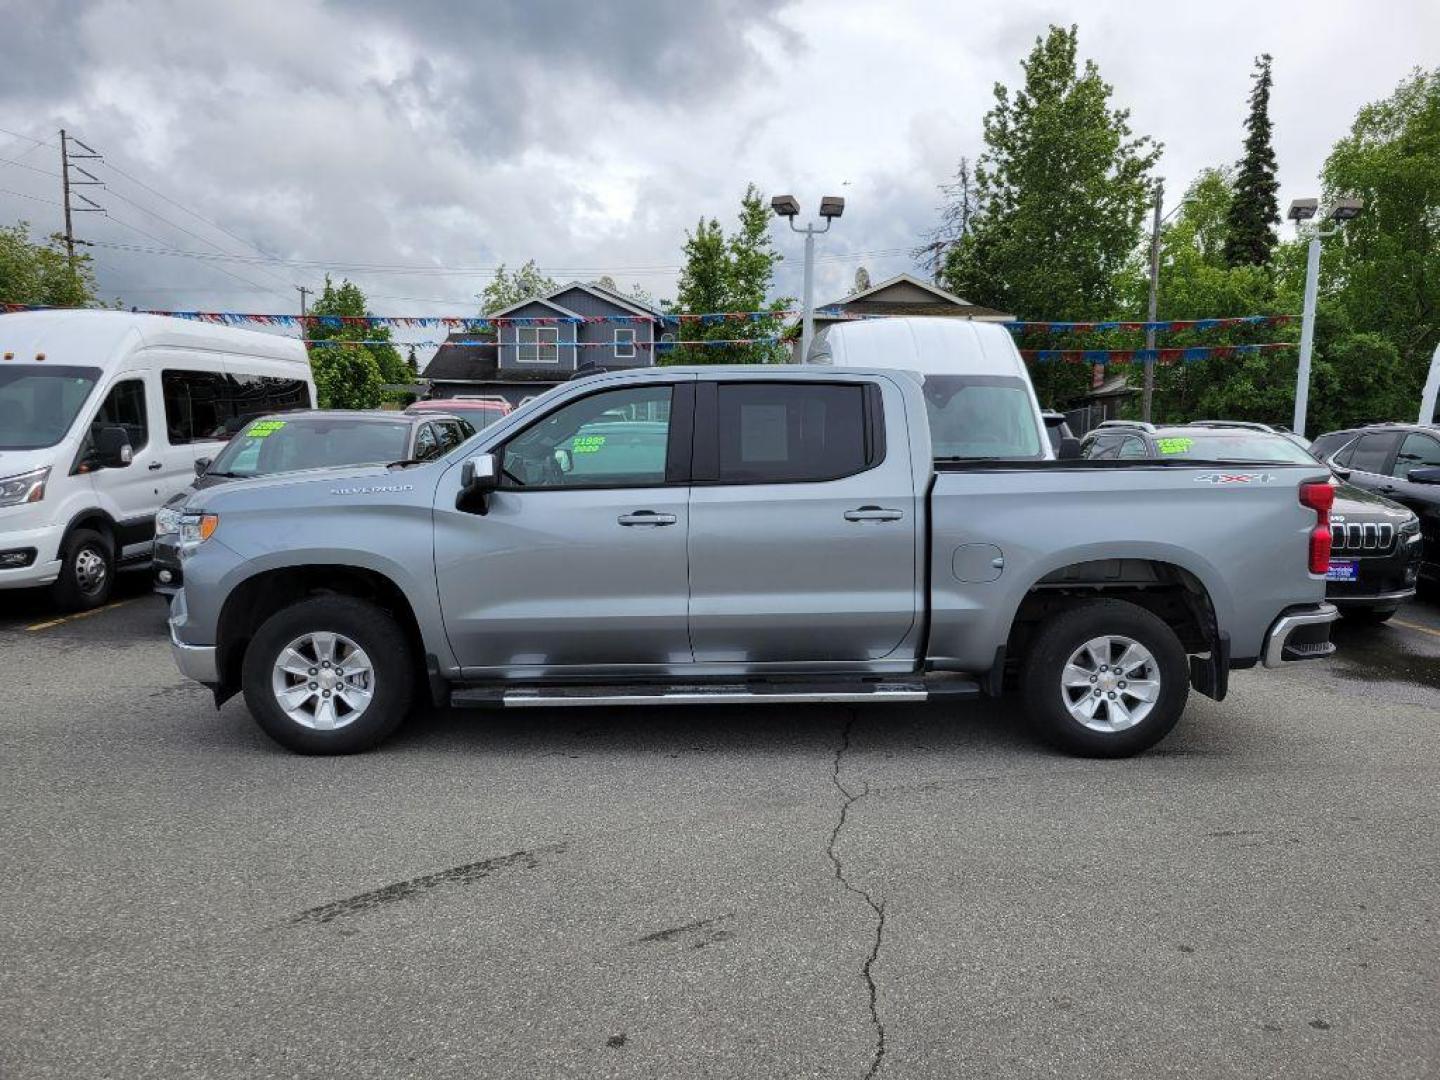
[1021,599,1189,758]
[241,596,413,754]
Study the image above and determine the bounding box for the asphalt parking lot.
[2,573,1438,1080]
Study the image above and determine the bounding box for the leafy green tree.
[669,184,791,364]
[480,260,558,314]
[305,276,406,408]
[589,275,656,307]
[940,25,1161,406]
[1224,55,1281,268]
[0,221,98,306]
[1306,66,1440,400]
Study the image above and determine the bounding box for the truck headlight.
[0,466,50,507]
[155,505,184,536]
[179,512,219,552]
[1400,516,1422,542]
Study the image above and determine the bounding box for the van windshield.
[922,375,1044,459]
[207,416,412,477]
[0,366,102,451]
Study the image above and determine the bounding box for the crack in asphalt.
[827,712,887,1079]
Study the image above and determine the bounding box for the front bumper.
[1262,603,1339,669]
[152,535,182,595]
[0,522,63,590]
[169,592,217,684]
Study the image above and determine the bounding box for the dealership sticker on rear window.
[247,420,286,438]
[1156,437,1194,454]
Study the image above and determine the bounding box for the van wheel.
[241,596,413,755]
[50,528,115,611]
[1021,599,1190,758]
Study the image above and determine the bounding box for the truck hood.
[184,460,440,513]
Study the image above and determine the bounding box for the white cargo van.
[806,317,1053,460]
[0,312,314,609]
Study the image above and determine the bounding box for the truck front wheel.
[1021,599,1190,758]
[241,596,414,754]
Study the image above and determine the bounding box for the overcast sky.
[1,0,1436,350]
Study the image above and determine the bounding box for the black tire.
[1021,599,1190,758]
[49,527,115,612]
[1339,606,1396,625]
[241,595,414,754]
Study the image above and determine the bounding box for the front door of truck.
[685,377,920,665]
[433,380,695,673]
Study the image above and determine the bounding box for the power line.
[0,156,59,179]
[0,186,64,208]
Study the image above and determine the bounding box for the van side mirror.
[1408,466,1440,485]
[553,447,573,474]
[1057,436,1083,460]
[457,452,499,514]
[194,457,212,477]
[94,426,132,469]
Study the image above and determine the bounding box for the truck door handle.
[844,506,903,522]
[147,462,163,471]
[618,510,677,527]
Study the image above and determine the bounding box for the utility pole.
[58,129,104,273]
[296,285,311,318]
[1142,181,1163,423]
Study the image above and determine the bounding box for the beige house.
[795,273,1014,361]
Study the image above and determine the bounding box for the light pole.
[1288,196,1363,436]
[771,194,845,363]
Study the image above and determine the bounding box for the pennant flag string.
[302,337,782,349]
[1,302,1295,335]
[1019,342,1297,364]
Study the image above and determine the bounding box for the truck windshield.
[0,366,102,451]
[922,375,1043,459]
[1155,432,1318,464]
[207,417,412,477]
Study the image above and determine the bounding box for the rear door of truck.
[685,373,923,664]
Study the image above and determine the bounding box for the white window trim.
[613,327,637,360]
[516,326,560,365]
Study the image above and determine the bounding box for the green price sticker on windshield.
[572,434,607,454]
[1156,437,1193,455]
[247,420,287,438]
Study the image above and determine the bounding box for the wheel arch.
[214,563,427,705]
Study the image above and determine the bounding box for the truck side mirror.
[94,425,133,469]
[1326,456,1352,481]
[457,452,499,514]
[1057,436,1083,460]
[194,457,212,477]
[1408,466,1440,485]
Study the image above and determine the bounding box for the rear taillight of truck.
[1299,481,1335,574]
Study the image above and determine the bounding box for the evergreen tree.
[670,185,791,364]
[940,25,1160,406]
[1223,54,1281,268]
[305,276,407,408]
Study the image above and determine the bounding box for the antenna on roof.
[853,266,871,293]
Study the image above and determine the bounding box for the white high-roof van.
[0,312,314,609]
[806,317,1053,461]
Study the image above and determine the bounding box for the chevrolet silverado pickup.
[167,352,1339,758]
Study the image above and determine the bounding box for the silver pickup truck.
[168,362,1338,758]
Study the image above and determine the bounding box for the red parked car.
[405,397,512,429]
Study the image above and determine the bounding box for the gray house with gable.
[422,280,666,406]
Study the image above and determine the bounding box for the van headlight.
[179,512,219,553]
[155,505,184,536]
[0,466,50,507]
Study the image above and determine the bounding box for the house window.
[517,326,559,364]
[614,328,636,360]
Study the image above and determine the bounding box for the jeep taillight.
[1299,481,1334,574]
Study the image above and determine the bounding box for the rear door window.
[1346,432,1401,475]
[713,383,870,483]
